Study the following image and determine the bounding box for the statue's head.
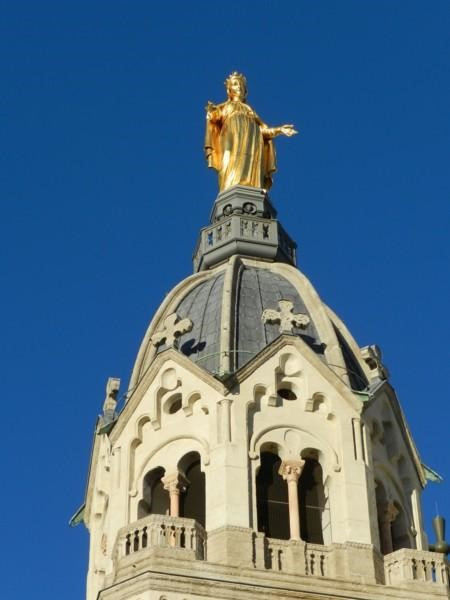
[225,72,247,102]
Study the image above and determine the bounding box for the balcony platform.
[106,516,449,600]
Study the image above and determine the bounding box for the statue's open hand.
[280,124,298,137]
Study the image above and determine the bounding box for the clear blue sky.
[1,2,449,597]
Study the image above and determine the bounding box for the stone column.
[162,472,188,517]
[218,398,233,443]
[279,459,305,540]
[378,500,399,555]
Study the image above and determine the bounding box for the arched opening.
[178,452,205,527]
[299,455,325,544]
[391,502,412,551]
[375,481,412,554]
[138,466,169,519]
[277,387,297,401]
[256,451,290,540]
[375,480,388,553]
[163,393,182,414]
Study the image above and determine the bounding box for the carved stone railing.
[115,514,206,562]
[256,535,331,576]
[257,535,449,589]
[384,548,449,587]
[193,214,296,272]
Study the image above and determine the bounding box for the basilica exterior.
[76,81,449,599]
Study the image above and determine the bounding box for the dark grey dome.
[155,266,324,375]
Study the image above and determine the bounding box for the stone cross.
[262,299,310,333]
[150,312,193,349]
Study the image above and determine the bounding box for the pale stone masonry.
[79,186,449,600]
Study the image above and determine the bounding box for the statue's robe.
[205,100,276,191]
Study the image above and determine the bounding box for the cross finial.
[150,312,193,349]
[262,299,310,333]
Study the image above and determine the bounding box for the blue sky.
[1,2,449,597]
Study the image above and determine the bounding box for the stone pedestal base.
[330,542,385,584]
[207,525,254,568]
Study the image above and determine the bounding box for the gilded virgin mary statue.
[205,72,297,192]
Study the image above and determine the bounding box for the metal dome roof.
[130,257,370,393]
[154,264,324,375]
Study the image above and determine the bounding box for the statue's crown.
[225,71,247,88]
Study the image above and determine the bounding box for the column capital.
[162,471,188,496]
[380,500,399,524]
[278,459,305,483]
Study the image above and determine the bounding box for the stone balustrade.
[112,520,449,594]
[256,534,449,589]
[384,548,449,587]
[251,534,332,576]
[263,537,330,576]
[193,214,296,271]
[114,514,206,562]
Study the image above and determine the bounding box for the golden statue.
[205,72,297,192]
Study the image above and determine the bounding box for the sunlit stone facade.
[80,186,449,600]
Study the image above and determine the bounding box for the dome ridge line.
[219,255,241,376]
[254,267,269,347]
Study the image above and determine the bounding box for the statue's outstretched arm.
[261,124,298,138]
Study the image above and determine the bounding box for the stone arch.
[255,443,329,544]
[163,392,182,415]
[128,415,151,495]
[375,463,408,510]
[374,479,399,555]
[256,447,290,540]
[182,391,204,416]
[131,434,210,498]
[276,380,301,402]
[374,473,414,554]
[137,466,169,519]
[249,424,340,476]
[178,451,205,527]
[276,353,304,400]
[391,500,412,551]
[305,392,332,418]
[252,384,277,409]
[299,448,326,544]
[279,352,302,377]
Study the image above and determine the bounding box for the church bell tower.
[75,74,449,600]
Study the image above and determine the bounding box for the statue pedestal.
[194,186,297,272]
[210,185,277,222]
